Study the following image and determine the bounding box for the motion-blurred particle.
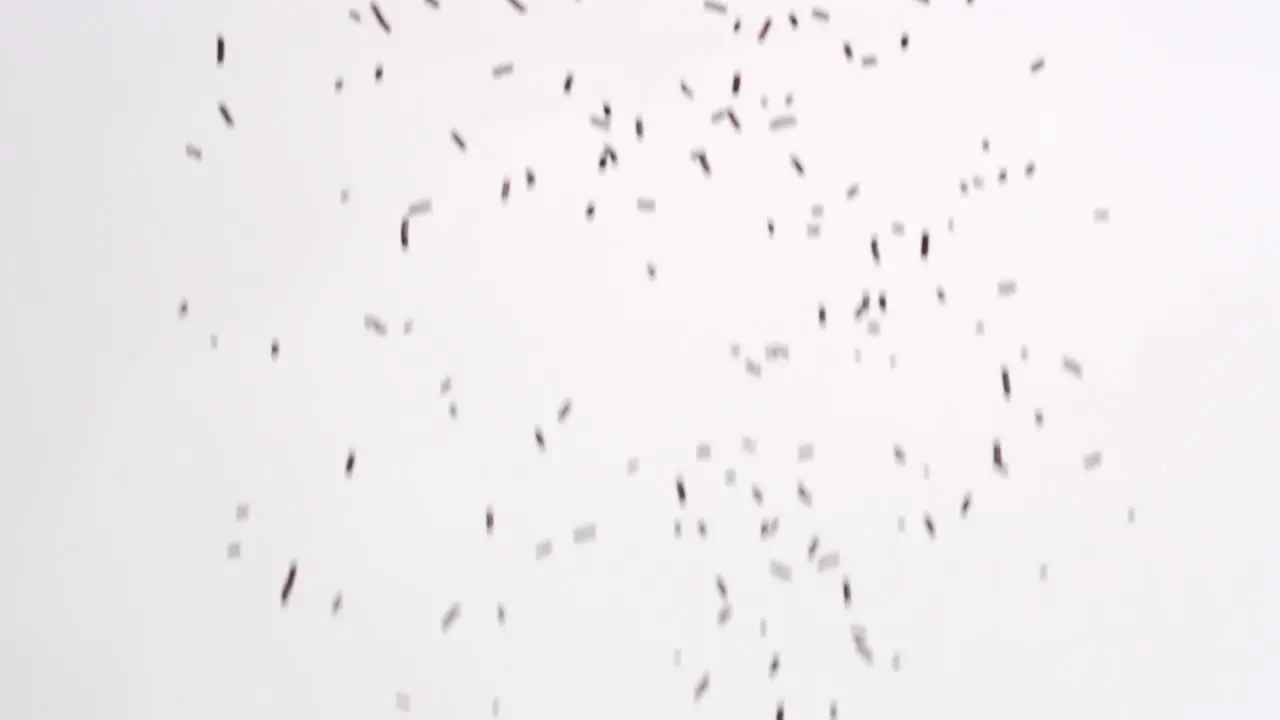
[680,80,694,99]
[769,560,793,582]
[842,576,851,607]
[921,230,930,258]
[497,604,506,624]
[647,262,657,280]
[692,150,711,176]
[767,218,775,236]
[892,652,901,671]
[1062,356,1084,378]
[564,72,574,94]
[1026,161,1037,177]
[697,519,708,538]
[441,602,461,631]
[1030,57,1045,73]
[573,523,597,544]
[726,109,741,131]
[758,17,772,42]
[1094,207,1110,223]
[1002,367,1011,399]
[395,693,411,712]
[535,540,553,559]
[331,592,343,615]
[812,8,830,21]
[716,575,728,598]
[870,236,880,264]
[732,71,741,95]
[1128,507,1136,524]
[725,468,736,485]
[742,436,757,453]
[486,506,494,535]
[777,701,786,720]
[451,130,467,151]
[769,652,780,677]
[816,552,840,572]
[1034,409,1044,427]
[696,443,711,461]
[846,183,860,199]
[797,482,812,506]
[637,197,656,212]
[878,291,887,312]
[364,314,388,336]
[843,41,853,60]
[704,1,727,13]
[492,62,514,78]
[861,55,878,67]
[506,0,527,13]
[997,279,1017,296]
[585,201,596,220]
[765,342,790,362]
[1039,563,1048,581]
[345,448,356,478]
[501,177,511,202]
[745,358,762,377]
[281,561,298,606]
[535,426,545,451]
[893,445,906,465]
[216,34,225,66]
[808,536,820,560]
[370,2,391,32]
[694,672,710,701]
[797,443,813,461]
[734,17,741,32]
[626,457,640,475]
[558,398,572,423]
[524,167,536,188]
[717,604,732,625]
[791,154,805,176]
[788,11,798,28]
[818,304,827,327]
[924,513,936,540]
[218,102,234,128]
[993,440,1005,472]
[900,32,909,50]
[227,541,241,560]
[635,116,644,140]
[1083,451,1103,470]
[210,335,218,349]
[676,476,687,505]
[270,338,280,361]
[235,503,249,521]
[375,64,384,82]
[185,144,202,161]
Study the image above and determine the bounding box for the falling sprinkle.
[924,514,936,540]
[395,693,411,712]
[492,62,514,78]
[704,1,727,13]
[1094,207,1111,223]
[696,443,711,461]
[441,602,461,631]
[816,552,840,572]
[218,102,234,128]
[216,35,225,66]
[626,457,639,475]
[769,560,793,582]
[331,592,343,615]
[961,492,973,517]
[1063,356,1084,378]
[280,561,298,606]
[694,673,710,701]
[812,8,830,22]
[765,343,790,362]
[997,279,1018,296]
[535,540,553,559]
[535,427,546,451]
[451,130,467,151]
[364,314,388,336]
[506,0,527,13]
[226,542,241,560]
[370,2,391,33]
[1031,57,1046,73]
[270,338,280,361]
[861,55,878,67]
[184,144,202,161]
[557,399,573,423]
[637,197,656,212]
[1039,563,1049,581]
[564,72,574,94]
[1083,451,1103,470]
[717,604,733,625]
[1002,367,1012,399]
[573,523,598,544]
[758,18,773,42]
[235,503,249,521]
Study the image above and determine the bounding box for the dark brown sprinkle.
[586,202,596,220]
[486,506,494,535]
[924,513,936,540]
[727,110,740,131]
[370,1,391,33]
[920,230,930,259]
[216,34,225,66]
[506,0,527,13]
[998,167,1008,184]
[602,101,612,118]
[893,444,906,465]
[758,17,772,42]
[818,304,827,327]
[843,41,852,60]
[331,592,343,615]
[1025,161,1037,177]
[448,401,457,419]
[733,18,741,33]
[425,0,439,7]
[345,448,356,478]
[535,427,545,451]
[716,575,727,598]
[270,338,280,360]
[870,237,880,264]
[375,64,384,82]
[797,482,812,505]
[961,492,972,517]
[788,12,798,28]
[936,287,946,303]
[177,298,189,318]
[635,116,644,140]
[676,476,687,506]
[525,167,536,188]
[680,80,694,99]
[878,291,887,313]
[993,440,1005,471]
[281,561,298,606]
[982,137,990,152]
[777,701,785,720]
[751,485,764,505]
[501,177,511,202]
[1000,366,1013,399]
[218,102,234,128]
[731,71,741,96]
[451,130,466,151]
[855,292,870,319]
[900,32,909,50]
[693,672,710,701]
[767,218,775,237]
[769,652,780,677]
[807,536,819,559]
[557,399,572,422]
[564,72,574,94]
[692,150,711,176]
[1030,57,1045,73]
[791,154,805,176]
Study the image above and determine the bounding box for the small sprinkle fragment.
[572,523,597,544]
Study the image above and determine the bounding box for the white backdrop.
[3,0,1280,718]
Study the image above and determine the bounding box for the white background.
[2,0,1279,717]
